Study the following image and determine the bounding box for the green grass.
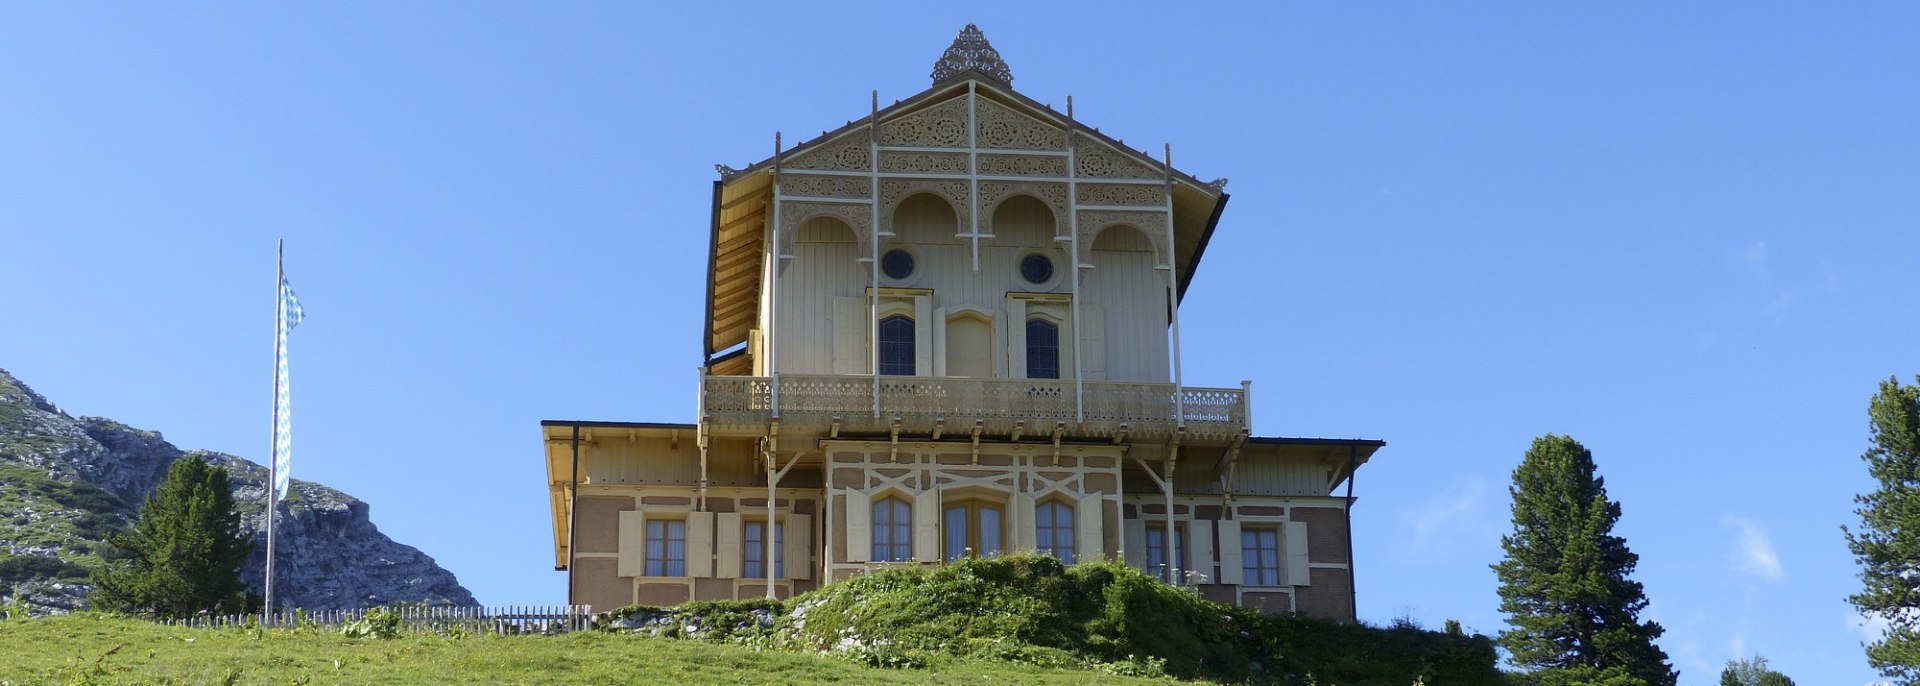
[0,614,1199,686]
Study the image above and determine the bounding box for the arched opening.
[990,195,1057,246]
[893,192,959,242]
[945,311,993,378]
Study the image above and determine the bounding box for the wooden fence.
[159,605,594,634]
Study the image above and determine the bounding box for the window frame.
[742,519,785,579]
[1241,526,1281,587]
[644,518,687,577]
[1035,499,1076,565]
[942,499,1005,561]
[1145,522,1187,583]
[1025,317,1060,379]
[871,497,914,562]
[878,314,916,376]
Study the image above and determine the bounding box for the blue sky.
[3,3,1915,683]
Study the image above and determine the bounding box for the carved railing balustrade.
[702,374,1248,442]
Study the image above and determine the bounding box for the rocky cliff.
[0,368,475,612]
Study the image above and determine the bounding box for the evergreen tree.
[90,455,252,618]
[1492,434,1676,686]
[1719,655,1795,686]
[1845,375,1920,683]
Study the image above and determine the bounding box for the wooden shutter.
[913,489,941,562]
[1122,518,1147,568]
[1284,521,1311,586]
[616,510,646,577]
[832,298,869,374]
[1189,520,1215,584]
[1216,520,1244,585]
[784,514,813,580]
[1080,306,1105,381]
[844,490,871,563]
[1005,298,1027,378]
[715,513,743,578]
[913,295,933,376]
[685,512,715,578]
[1075,493,1104,560]
[1013,493,1037,552]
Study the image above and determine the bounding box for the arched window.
[1026,318,1059,379]
[1035,500,1075,564]
[872,497,913,562]
[879,315,916,376]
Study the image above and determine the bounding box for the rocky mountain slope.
[0,368,475,612]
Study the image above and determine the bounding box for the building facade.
[541,26,1382,621]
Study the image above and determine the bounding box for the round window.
[881,249,915,280]
[1020,253,1054,284]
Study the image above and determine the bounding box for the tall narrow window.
[1241,528,1280,586]
[743,520,785,578]
[1026,318,1059,379]
[1035,500,1075,564]
[1145,524,1186,583]
[644,519,686,577]
[879,315,916,375]
[872,498,913,562]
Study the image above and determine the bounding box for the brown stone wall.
[570,558,629,611]
[1193,584,1234,605]
[641,495,691,506]
[1291,507,1350,563]
[1103,506,1120,559]
[573,495,629,554]
[694,578,734,601]
[1239,505,1284,517]
[637,582,691,606]
[1241,590,1293,615]
[1294,568,1354,621]
[1083,473,1118,494]
[706,497,735,513]
[1193,505,1223,521]
[831,494,847,561]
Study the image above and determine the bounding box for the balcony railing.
[702,374,1248,442]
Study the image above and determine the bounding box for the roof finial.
[931,24,1012,86]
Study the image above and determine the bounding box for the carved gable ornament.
[930,24,1013,85]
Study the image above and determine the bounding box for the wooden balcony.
[701,374,1249,443]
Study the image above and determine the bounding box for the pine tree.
[1719,655,1796,686]
[89,455,252,618]
[1492,434,1677,686]
[1845,375,1920,683]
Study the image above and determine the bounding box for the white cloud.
[1725,516,1783,582]
[1397,477,1488,554]
[1850,610,1891,643]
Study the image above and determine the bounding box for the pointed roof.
[930,24,1013,86]
[703,27,1233,363]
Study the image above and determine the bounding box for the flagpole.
[265,239,282,624]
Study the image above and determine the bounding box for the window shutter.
[832,298,869,374]
[685,512,715,578]
[1006,298,1027,378]
[844,490,871,563]
[617,510,646,578]
[913,489,941,562]
[1189,520,1215,584]
[1284,521,1311,586]
[1123,518,1147,568]
[784,514,813,580]
[1013,493,1037,552]
[715,513,743,578]
[913,295,933,376]
[931,308,948,376]
[1075,493,1104,560]
[1216,520,1244,585]
[1080,306,1105,381]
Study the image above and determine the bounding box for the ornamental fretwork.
[930,24,1013,86]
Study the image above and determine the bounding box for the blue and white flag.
[272,276,304,501]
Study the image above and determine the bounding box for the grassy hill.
[0,613,1187,686]
[0,555,1501,685]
